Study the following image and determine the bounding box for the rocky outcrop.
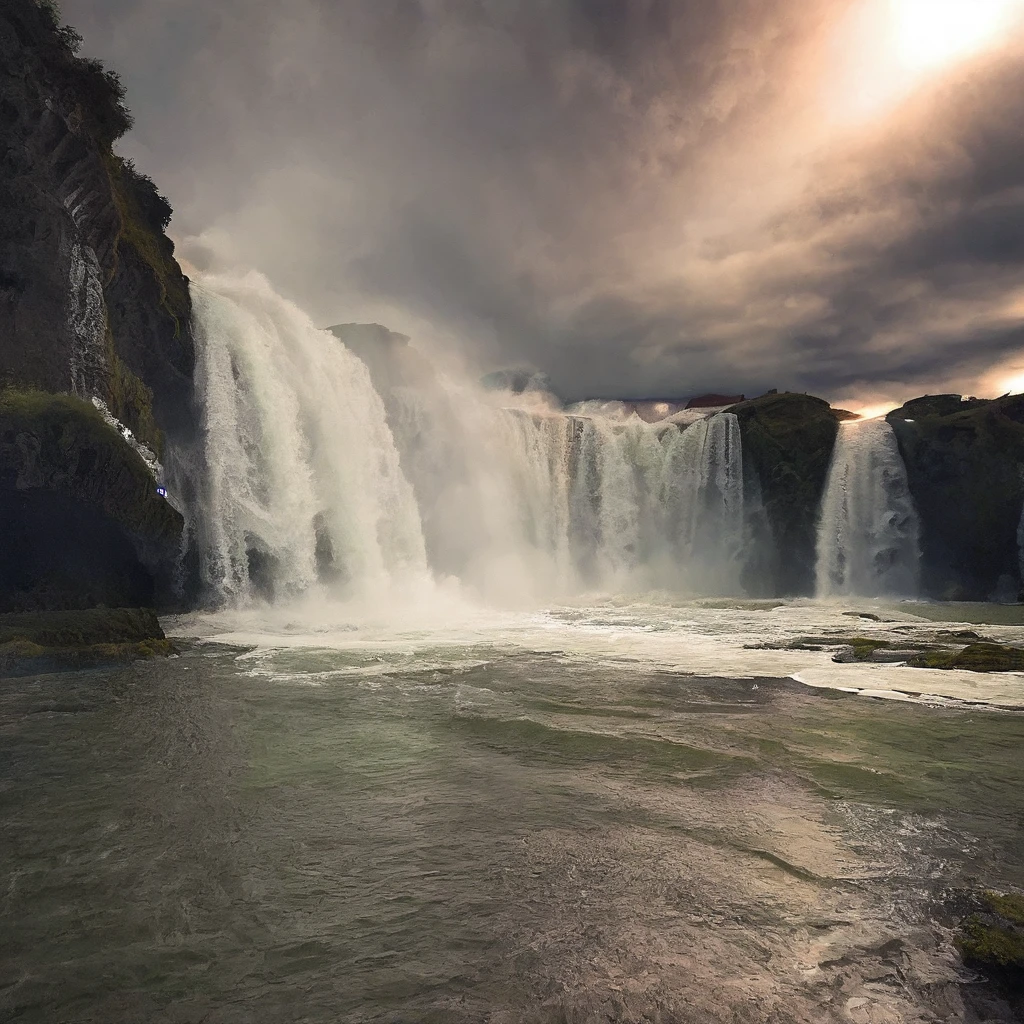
[329,322,436,393]
[888,394,1024,601]
[0,605,171,676]
[0,1,195,612]
[0,0,195,449]
[0,390,182,611]
[729,393,841,595]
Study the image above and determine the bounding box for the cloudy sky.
[62,0,1024,407]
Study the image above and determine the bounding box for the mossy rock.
[957,891,1024,1001]
[0,390,182,610]
[906,642,1024,673]
[844,637,891,662]
[0,607,170,676]
[0,606,164,646]
[0,389,179,544]
[729,393,840,596]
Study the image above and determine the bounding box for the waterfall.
[180,272,750,605]
[376,377,748,597]
[184,272,429,603]
[815,419,920,598]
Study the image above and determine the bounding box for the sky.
[61,0,1024,408]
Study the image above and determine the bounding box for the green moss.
[988,893,1024,927]
[0,388,180,544]
[907,642,1024,673]
[956,891,1024,999]
[101,152,190,333]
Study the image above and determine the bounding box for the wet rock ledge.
[0,606,170,677]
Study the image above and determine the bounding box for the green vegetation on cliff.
[0,388,178,541]
[102,151,191,332]
[729,393,840,595]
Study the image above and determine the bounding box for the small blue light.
[156,487,167,498]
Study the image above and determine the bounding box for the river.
[3,597,1024,1022]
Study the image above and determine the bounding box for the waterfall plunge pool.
[3,595,1024,1022]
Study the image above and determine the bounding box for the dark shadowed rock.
[686,393,745,409]
[728,392,841,595]
[0,390,182,611]
[888,394,1024,601]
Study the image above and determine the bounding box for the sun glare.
[827,0,1024,121]
[891,0,1024,71]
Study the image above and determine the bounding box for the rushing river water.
[3,597,1024,1022]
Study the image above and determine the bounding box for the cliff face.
[0,0,193,611]
[888,395,1024,601]
[0,0,194,448]
[0,390,183,610]
[729,393,841,596]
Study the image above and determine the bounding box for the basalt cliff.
[1,0,193,613]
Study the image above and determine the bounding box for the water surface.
[3,598,1024,1022]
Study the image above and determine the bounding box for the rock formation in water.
[729,392,842,595]
[888,394,1024,601]
[0,0,193,611]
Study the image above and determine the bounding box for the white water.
[186,272,429,603]
[337,373,748,600]
[183,273,748,605]
[815,419,921,598]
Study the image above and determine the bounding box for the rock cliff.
[0,0,193,612]
[888,394,1024,601]
[729,392,841,596]
[0,0,194,447]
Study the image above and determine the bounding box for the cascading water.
[815,418,921,598]
[185,272,429,603]
[376,377,748,597]
[181,271,750,605]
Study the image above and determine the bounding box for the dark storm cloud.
[60,0,1024,403]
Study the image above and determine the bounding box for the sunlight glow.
[891,0,1023,72]
[826,0,1024,122]
[1002,373,1024,396]
[849,402,901,420]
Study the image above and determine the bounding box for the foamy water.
[167,595,1024,709]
